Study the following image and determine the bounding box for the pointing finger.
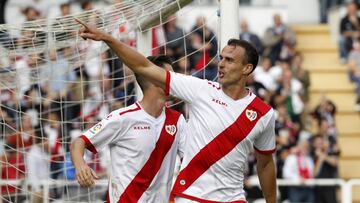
[75,18,88,28]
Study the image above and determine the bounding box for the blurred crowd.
[340,1,360,110]
[0,0,341,203]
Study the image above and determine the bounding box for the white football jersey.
[81,102,186,203]
[166,72,276,202]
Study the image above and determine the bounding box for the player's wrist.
[74,159,87,170]
[102,32,114,43]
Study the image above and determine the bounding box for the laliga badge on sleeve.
[90,123,103,134]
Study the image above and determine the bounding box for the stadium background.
[0,0,360,202]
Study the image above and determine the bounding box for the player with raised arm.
[77,19,276,203]
[70,55,187,203]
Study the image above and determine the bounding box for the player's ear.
[242,64,253,75]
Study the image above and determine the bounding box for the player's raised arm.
[76,19,166,89]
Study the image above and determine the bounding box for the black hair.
[227,39,259,74]
[135,55,172,91]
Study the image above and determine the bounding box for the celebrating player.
[77,19,276,203]
[70,55,187,202]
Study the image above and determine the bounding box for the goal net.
[0,0,220,202]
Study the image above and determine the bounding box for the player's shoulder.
[247,93,273,116]
[109,102,142,120]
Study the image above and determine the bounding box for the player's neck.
[139,93,166,118]
[222,82,248,101]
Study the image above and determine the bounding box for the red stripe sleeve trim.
[165,70,171,96]
[119,102,141,116]
[172,192,246,203]
[254,145,276,154]
[80,135,98,154]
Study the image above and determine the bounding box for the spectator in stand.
[189,16,218,72]
[283,139,315,203]
[240,20,263,55]
[163,15,186,59]
[253,57,277,92]
[53,3,73,42]
[275,105,298,146]
[263,14,296,65]
[348,37,360,110]
[26,130,50,203]
[21,87,42,127]
[0,143,26,203]
[274,68,304,124]
[291,52,310,103]
[312,99,337,143]
[6,115,34,150]
[311,135,340,203]
[246,73,270,103]
[81,1,93,11]
[42,49,77,114]
[20,6,46,49]
[339,2,360,63]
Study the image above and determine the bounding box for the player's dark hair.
[135,55,172,91]
[227,39,259,74]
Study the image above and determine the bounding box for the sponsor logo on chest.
[133,125,151,130]
[212,98,228,107]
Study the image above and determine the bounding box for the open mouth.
[218,71,224,78]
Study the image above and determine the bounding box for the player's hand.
[75,18,108,41]
[75,164,99,187]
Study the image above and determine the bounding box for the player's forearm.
[103,34,152,74]
[257,157,276,203]
[70,138,87,169]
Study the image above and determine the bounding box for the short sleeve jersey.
[81,102,186,203]
[166,72,276,202]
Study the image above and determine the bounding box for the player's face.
[218,45,252,88]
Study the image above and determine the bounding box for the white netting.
[0,0,219,202]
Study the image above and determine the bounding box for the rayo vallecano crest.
[165,125,177,136]
[246,109,257,121]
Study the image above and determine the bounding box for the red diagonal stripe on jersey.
[117,108,181,202]
[172,97,271,199]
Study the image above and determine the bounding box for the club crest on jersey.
[90,123,103,134]
[165,125,177,136]
[246,109,257,121]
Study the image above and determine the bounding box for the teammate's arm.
[70,138,99,187]
[76,19,166,89]
[255,152,276,203]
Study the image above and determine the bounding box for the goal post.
[219,0,239,49]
